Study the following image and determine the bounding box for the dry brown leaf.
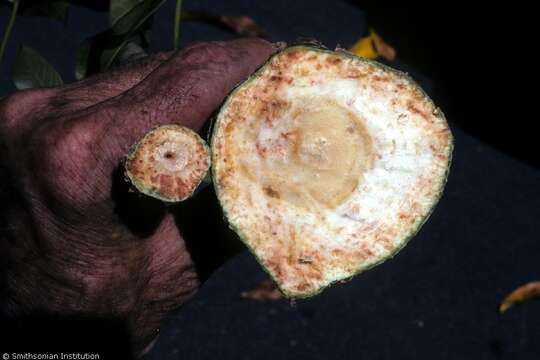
[241,279,283,301]
[183,11,266,37]
[219,15,265,37]
[350,29,396,61]
[500,281,540,313]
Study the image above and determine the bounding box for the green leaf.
[102,0,166,69]
[139,16,153,48]
[18,1,70,23]
[115,41,147,66]
[43,1,69,23]
[75,0,165,78]
[12,44,63,89]
[110,0,140,25]
[110,0,164,38]
[141,28,152,48]
[74,39,91,80]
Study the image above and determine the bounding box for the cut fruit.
[211,45,453,298]
[125,125,210,202]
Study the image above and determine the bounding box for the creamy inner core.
[243,97,374,210]
[154,141,189,173]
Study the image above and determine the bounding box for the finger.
[0,51,174,145]
[101,38,275,164]
[51,51,174,116]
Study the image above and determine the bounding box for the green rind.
[211,45,454,299]
[125,124,211,203]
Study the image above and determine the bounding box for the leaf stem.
[174,0,182,50]
[0,0,20,68]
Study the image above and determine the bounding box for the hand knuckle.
[0,89,53,139]
[29,119,101,205]
[180,41,230,64]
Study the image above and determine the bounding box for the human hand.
[0,38,274,356]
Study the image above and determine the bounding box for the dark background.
[1,1,539,359]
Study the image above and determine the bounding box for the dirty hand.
[0,38,274,356]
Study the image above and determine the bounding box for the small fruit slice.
[211,45,453,298]
[125,125,210,202]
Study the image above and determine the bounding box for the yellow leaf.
[350,35,378,59]
[350,29,396,61]
[499,281,540,313]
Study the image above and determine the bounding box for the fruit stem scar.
[155,141,189,172]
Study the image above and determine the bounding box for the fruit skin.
[124,124,211,203]
[210,44,453,299]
